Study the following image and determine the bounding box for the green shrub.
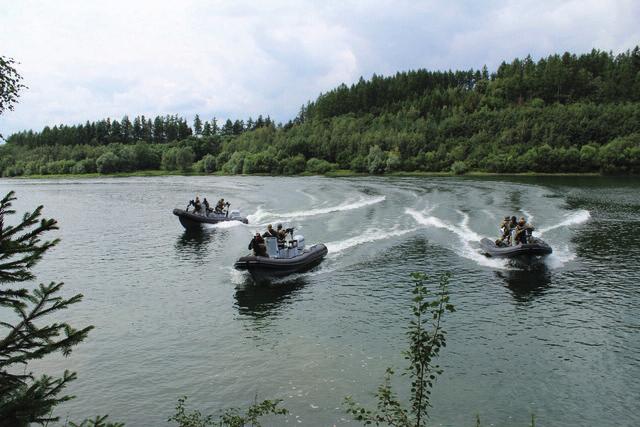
[367,145,387,174]
[175,147,195,171]
[96,152,121,174]
[200,154,217,173]
[450,160,468,175]
[161,147,179,170]
[305,158,335,174]
[280,154,306,175]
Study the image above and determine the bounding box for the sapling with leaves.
[345,272,454,427]
[168,395,288,427]
[0,190,93,425]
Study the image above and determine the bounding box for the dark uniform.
[514,217,534,245]
[215,199,225,214]
[263,224,279,238]
[248,233,267,256]
[496,216,511,246]
[276,224,287,242]
[194,196,202,213]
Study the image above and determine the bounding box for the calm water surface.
[1,176,639,426]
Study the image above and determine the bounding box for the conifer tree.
[0,191,93,425]
[193,114,203,136]
[202,121,212,137]
[211,117,219,135]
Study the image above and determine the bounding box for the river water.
[1,176,639,426]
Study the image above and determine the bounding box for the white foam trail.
[539,210,591,235]
[326,226,418,255]
[545,244,577,269]
[246,206,268,224]
[205,220,245,229]
[456,210,483,241]
[405,208,508,269]
[248,196,386,224]
[228,267,250,285]
[297,189,319,203]
[521,210,534,224]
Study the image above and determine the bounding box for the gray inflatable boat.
[480,237,552,258]
[235,235,328,281]
[173,208,248,230]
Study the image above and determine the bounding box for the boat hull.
[480,237,552,258]
[234,244,328,281]
[173,208,248,230]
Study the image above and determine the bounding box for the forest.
[1,47,640,176]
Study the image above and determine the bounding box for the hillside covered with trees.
[2,47,640,177]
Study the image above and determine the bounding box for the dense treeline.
[6,113,275,147]
[300,48,640,122]
[2,47,640,176]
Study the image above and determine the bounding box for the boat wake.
[405,208,509,269]
[204,220,246,229]
[247,195,385,225]
[545,244,577,269]
[326,226,419,256]
[538,210,591,236]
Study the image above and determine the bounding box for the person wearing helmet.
[276,224,288,241]
[262,224,279,238]
[514,217,534,245]
[248,232,267,256]
[496,215,513,246]
[215,198,226,214]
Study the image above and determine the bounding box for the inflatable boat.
[235,235,328,281]
[173,208,248,230]
[480,237,552,258]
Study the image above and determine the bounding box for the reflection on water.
[174,228,228,259]
[496,262,552,303]
[234,278,307,318]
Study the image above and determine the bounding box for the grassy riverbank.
[5,169,606,180]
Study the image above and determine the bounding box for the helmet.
[511,216,517,222]
[277,223,283,229]
[267,224,273,229]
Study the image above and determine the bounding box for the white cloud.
[0,0,638,135]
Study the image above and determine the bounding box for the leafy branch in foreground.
[66,415,125,427]
[0,55,27,140]
[168,395,288,427]
[345,272,454,427]
[0,191,94,425]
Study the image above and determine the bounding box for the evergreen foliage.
[0,191,93,425]
[2,47,640,175]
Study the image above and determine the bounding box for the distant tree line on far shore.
[2,47,640,176]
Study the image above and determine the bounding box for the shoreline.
[0,169,614,180]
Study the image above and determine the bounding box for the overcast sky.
[1,0,639,135]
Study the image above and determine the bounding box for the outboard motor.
[294,235,305,255]
[229,209,241,219]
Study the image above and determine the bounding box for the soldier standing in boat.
[248,232,267,256]
[514,217,534,245]
[263,224,279,238]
